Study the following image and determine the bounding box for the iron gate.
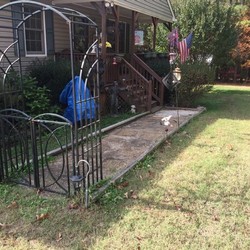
[0,109,103,195]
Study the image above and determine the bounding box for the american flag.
[167,28,179,48]
[178,32,193,64]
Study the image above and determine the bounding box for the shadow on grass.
[1,85,250,249]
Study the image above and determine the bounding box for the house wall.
[53,5,100,53]
[0,1,99,60]
[54,14,70,52]
[0,0,50,74]
[0,0,16,73]
[0,0,83,75]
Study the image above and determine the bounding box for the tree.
[173,0,239,66]
[231,6,250,68]
[137,23,169,53]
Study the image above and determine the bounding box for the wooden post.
[113,5,120,54]
[152,17,159,51]
[131,11,139,55]
[91,2,107,60]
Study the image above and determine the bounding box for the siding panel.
[54,14,70,52]
[113,0,174,22]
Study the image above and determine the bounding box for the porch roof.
[52,0,176,23]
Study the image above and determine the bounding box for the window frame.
[23,7,47,57]
[107,19,130,54]
[73,17,89,53]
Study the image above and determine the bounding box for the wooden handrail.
[131,53,164,106]
[119,57,152,112]
[121,57,150,83]
[132,54,162,82]
[54,51,157,111]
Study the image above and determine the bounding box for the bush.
[28,59,79,106]
[0,70,23,109]
[177,62,215,107]
[22,76,59,116]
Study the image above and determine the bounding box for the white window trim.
[23,10,47,57]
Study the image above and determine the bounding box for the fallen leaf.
[165,140,172,148]
[36,188,43,195]
[0,223,12,229]
[68,203,79,210]
[116,181,129,189]
[175,205,182,211]
[124,191,129,199]
[36,213,49,221]
[124,190,139,199]
[213,214,220,221]
[7,201,18,209]
[56,233,63,242]
[148,170,155,178]
[131,194,138,199]
[136,236,142,241]
[130,190,139,199]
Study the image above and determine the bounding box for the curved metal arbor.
[0,0,103,196]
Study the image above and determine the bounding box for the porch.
[51,0,175,114]
[55,51,169,114]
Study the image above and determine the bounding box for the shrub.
[22,76,54,116]
[0,70,23,109]
[28,59,79,106]
[177,62,215,107]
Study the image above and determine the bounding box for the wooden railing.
[55,51,86,63]
[118,57,152,112]
[131,53,164,106]
[102,56,152,112]
[54,51,155,112]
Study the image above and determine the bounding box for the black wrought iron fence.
[0,109,103,196]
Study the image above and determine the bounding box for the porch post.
[113,5,120,54]
[92,2,107,60]
[101,7,107,60]
[152,17,159,51]
[131,11,139,55]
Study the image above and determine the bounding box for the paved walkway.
[100,107,206,188]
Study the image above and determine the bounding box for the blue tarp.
[59,76,96,123]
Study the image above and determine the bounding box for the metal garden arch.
[0,0,103,199]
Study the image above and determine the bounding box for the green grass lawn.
[0,85,250,250]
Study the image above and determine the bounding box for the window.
[73,17,89,53]
[107,20,130,53]
[24,6,46,56]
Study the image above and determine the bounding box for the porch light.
[105,0,114,8]
[70,160,91,208]
[70,175,83,193]
[173,67,181,128]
